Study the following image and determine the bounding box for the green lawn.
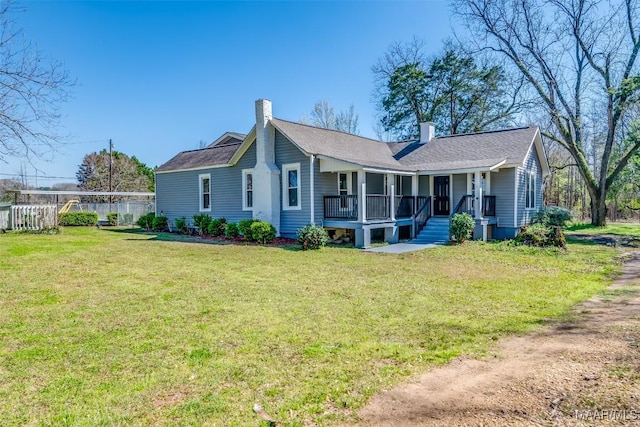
[0,228,622,426]
[566,222,640,238]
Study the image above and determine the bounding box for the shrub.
[250,220,276,244]
[107,212,118,226]
[450,213,475,243]
[59,212,99,226]
[152,215,169,232]
[225,222,239,238]
[193,213,212,235]
[238,218,256,238]
[515,223,566,248]
[136,212,155,230]
[297,224,329,250]
[207,217,227,236]
[174,216,188,234]
[532,206,572,228]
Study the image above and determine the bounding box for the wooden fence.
[10,205,58,231]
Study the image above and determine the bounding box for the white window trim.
[282,162,302,211]
[525,171,536,210]
[337,172,353,195]
[242,169,254,211]
[199,173,211,212]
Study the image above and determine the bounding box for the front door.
[433,176,450,215]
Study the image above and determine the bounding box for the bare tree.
[0,2,73,163]
[455,0,640,226]
[302,100,361,135]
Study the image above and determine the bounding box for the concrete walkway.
[363,242,443,254]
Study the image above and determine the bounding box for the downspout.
[309,155,315,224]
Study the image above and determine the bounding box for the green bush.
[532,206,572,227]
[238,218,256,238]
[174,216,188,234]
[250,220,276,244]
[207,217,227,236]
[297,224,329,250]
[450,213,475,243]
[514,223,566,248]
[136,212,155,230]
[107,212,118,226]
[152,215,169,232]
[193,213,212,235]
[225,222,239,238]
[59,212,99,226]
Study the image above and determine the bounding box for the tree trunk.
[590,194,607,226]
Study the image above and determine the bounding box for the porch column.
[411,175,418,213]
[357,170,366,223]
[390,183,395,221]
[474,171,483,219]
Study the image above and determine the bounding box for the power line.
[0,172,76,180]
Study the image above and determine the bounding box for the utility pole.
[109,139,113,205]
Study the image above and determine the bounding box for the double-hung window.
[525,172,536,209]
[242,169,253,210]
[199,173,211,212]
[282,163,301,210]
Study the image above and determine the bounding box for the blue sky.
[2,0,456,187]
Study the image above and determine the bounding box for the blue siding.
[366,173,385,194]
[315,169,338,224]
[516,146,544,226]
[155,142,256,227]
[418,175,430,196]
[452,174,467,207]
[490,168,516,229]
[275,130,311,237]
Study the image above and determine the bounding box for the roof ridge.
[271,117,385,144]
[176,141,242,155]
[435,126,535,140]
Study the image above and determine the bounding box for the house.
[155,99,549,248]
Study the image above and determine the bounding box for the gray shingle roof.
[397,126,539,171]
[271,118,411,171]
[156,142,242,172]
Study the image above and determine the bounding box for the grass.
[0,227,624,426]
[566,222,640,238]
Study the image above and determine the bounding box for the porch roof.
[417,158,507,174]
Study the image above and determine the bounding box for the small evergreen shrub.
[450,213,475,243]
[59,212,99,226]
[225,222,239,238]
[297,224,329,250]
[515,223,566,248]
[532,206,572,227]
[152,215,169,232]
[174,216,188,234]
[193,213,212,235]
[238,218,256,238]
[207,217,227,236]
[136,212,155,230]
[250,220,276,244]
[107,212,118,226]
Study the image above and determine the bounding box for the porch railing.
[366,195,390,220]
[394,195,415,218]
[483,195,496,217]
[452,194,497,217]
[324,195,358,220]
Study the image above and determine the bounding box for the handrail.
[452,195,473,216]
[413,195,431,236]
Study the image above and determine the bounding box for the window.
[338,172,351,208]
[199,173,211,212]
[282,163,301,210]
[242,169,253,210]
[525,172,536,209]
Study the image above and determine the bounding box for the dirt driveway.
[350,251,640,426]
